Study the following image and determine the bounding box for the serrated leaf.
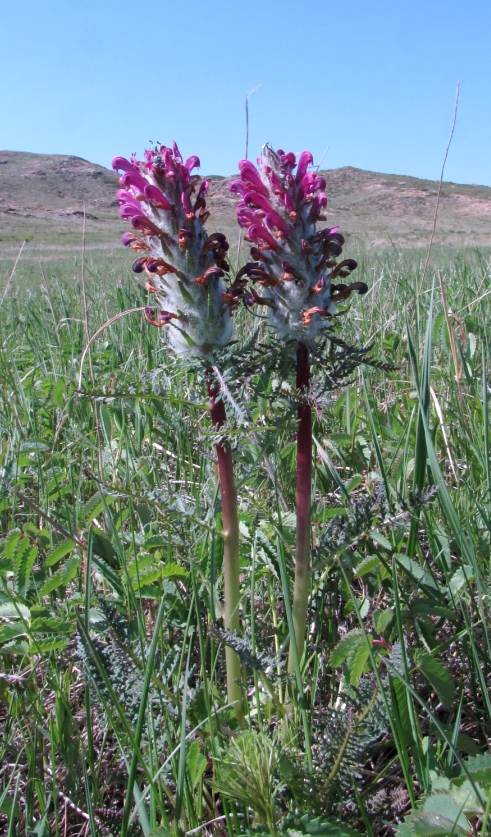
[39,557,80,595]
[161,562,187,580]
[79,493,116,527]
[330,630,363,668]
[27,637,70,653]
[354,554,381,578]
[186,740,206,790]
[373,609,393,635]
[0,623,28,644]
[406,811,470,836]
[45,539,76,567]
[280,812,365,835]
[347,634,372,685]
[416,653,456,709]
[30,617,73,633]
[0,602,30,622]
[448,566,475,597]
[14,540,37,593]
[453,753,491,786]
[370,530,392,551]
[4,529,21,561]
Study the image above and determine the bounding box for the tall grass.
[0,246,490,835]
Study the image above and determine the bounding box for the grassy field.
[1,244,491,836]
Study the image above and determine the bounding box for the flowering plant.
[231,145,367,345]
[112,142,240,357]
[113,142,245,719]
[232,146,368,677]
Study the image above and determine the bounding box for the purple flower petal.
[120,170,148,193]
[143,184,173,210]
[295,151,313,184]
[120,202,142,220]
[247,223,280,250]
[131,215,162,236]
[112,156,135,173]
[183,155,200,173]
[238,160,269,196]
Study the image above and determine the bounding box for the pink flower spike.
[172,141,183,162]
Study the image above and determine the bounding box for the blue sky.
[2,0,490,185]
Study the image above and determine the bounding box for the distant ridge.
[1,150,490,255]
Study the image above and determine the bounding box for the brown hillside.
[1,150,490,257]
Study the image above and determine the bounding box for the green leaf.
[373,609,393,635]
[45,539,76,567]
[448,566,475,597]
[14,540,37,593]
[453,753,491,786]
[161,562,188,580]
[416,653,456,709]
[370,530,392,551]
[347,634,372,685]
[4,529,21,561]
[0,623,28,644]
[354,554,381,578]
[330,630,363,668]
[0,602,30,622]
[39,557,80,595]
[405,811,469,835]
[186,740,206,790]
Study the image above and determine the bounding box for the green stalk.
[207,376,244,722]
[288,341,312,675]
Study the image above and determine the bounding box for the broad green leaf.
[330,630,363,668]
[370,530,392,551]
[347,634,372,685]
[4,529,21,561]
[373,609,393,635]
[448,566,475,597]
[406,811,469,835]
[354,554,382,578]
[14,541,38,593]
[45,539,76,567]
[187,740,206,790]
[453,753,491,787]
[39,557,80,595]
[0,623,28,644]
[161,562,187,580]
[416,653,456,709]
[0,602,30,622]
[30,617,73,633]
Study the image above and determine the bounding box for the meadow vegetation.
[1,241,491,836]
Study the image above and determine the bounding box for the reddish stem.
[288,341,312,674]
[206,376,244,720]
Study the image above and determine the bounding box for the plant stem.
[207,376,244,722]
[288,341,312,675]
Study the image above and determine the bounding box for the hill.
[1,150,490,257]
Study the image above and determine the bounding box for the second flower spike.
[231,145,368,345]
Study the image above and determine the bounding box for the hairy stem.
[207,377,244,722]
[288,341,312,675]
